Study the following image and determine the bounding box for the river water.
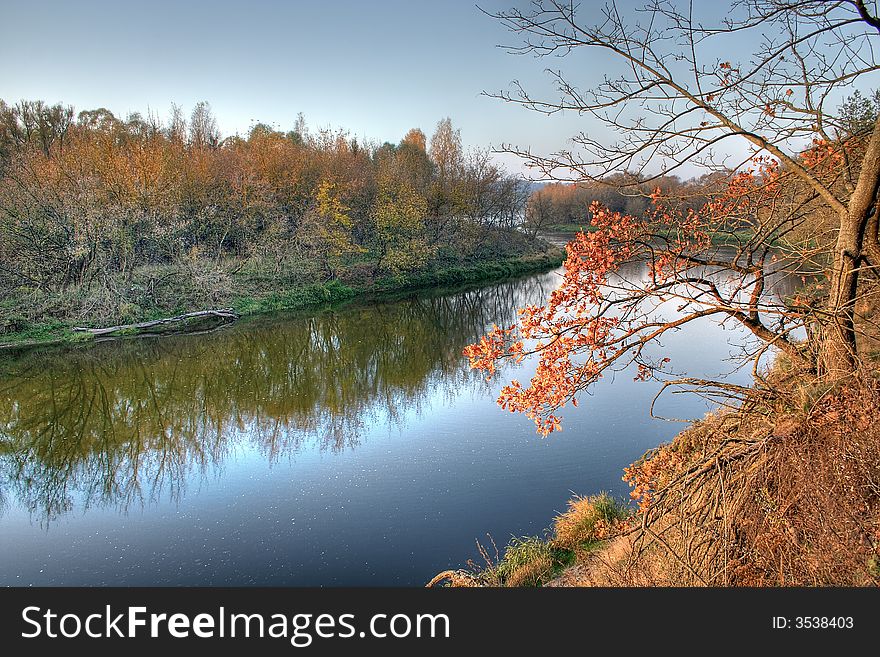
[0,248,794,585]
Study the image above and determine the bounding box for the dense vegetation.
[523,173,722,234]
[0,100,556,344]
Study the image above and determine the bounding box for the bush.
[489,537,556,587]
[552,493,631,551]
[117,302,142,324]
[0,315,30,335]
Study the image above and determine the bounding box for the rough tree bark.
[822,115,880,376]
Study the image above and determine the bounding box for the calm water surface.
[0,253,792,585]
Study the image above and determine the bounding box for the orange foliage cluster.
[800,137,847,170]
[704,157,780,218]
[622,444,684,512]
[464,199,647,435]
[465,156,794,436]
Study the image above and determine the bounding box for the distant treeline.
[522,172,729,234]
[0,99,532,294]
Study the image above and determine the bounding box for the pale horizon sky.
[3,0,574,174]
[1,0,877,179]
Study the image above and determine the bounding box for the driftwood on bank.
[72,308,239,337]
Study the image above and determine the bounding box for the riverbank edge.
[0,247,565,353]
[539,224,764,247]
[431,364,880,588]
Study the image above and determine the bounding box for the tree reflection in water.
[0,273,560,524]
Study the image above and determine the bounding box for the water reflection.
[0,247,812,585]
[0,275,559,524]
[0,249,804,527]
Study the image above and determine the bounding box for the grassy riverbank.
[429,493,632,587]
[0,232,564,351]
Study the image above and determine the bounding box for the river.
[0,246,797,585]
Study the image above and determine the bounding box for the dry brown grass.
[546,533,675,586]
[505,555,556,587]
[425,570,480,587]
[552,493,628,554]
[550,374,880,587]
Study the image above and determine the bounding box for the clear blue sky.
[1,0,876,177]
[1,0,584,173]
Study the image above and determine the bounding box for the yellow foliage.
[300,180,365,274]
[373,171,433,273]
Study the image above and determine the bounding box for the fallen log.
[73,308,239,337]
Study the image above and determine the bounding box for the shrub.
[552,493,630,551]
[491,536,556,587]
[0,315,30,335]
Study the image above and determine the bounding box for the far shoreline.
[0,243,564,354]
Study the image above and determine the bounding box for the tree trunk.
[820,115,880,377]
[820,215,861,377]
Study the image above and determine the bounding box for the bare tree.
[474,0,880,390]
[189,101,220,150]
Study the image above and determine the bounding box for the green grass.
[230,252,564,317]
[468,493,632,587]
[538,223,597,234]
[655,228,763,247]
[0,319,92,351]
[478,536,559,587]
[232,280,357,316]
[473,536,580,587]
[370,252,564,295]
[0,248,564,351]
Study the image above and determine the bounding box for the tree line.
[0,99,531,296]
[522,172,728,235]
